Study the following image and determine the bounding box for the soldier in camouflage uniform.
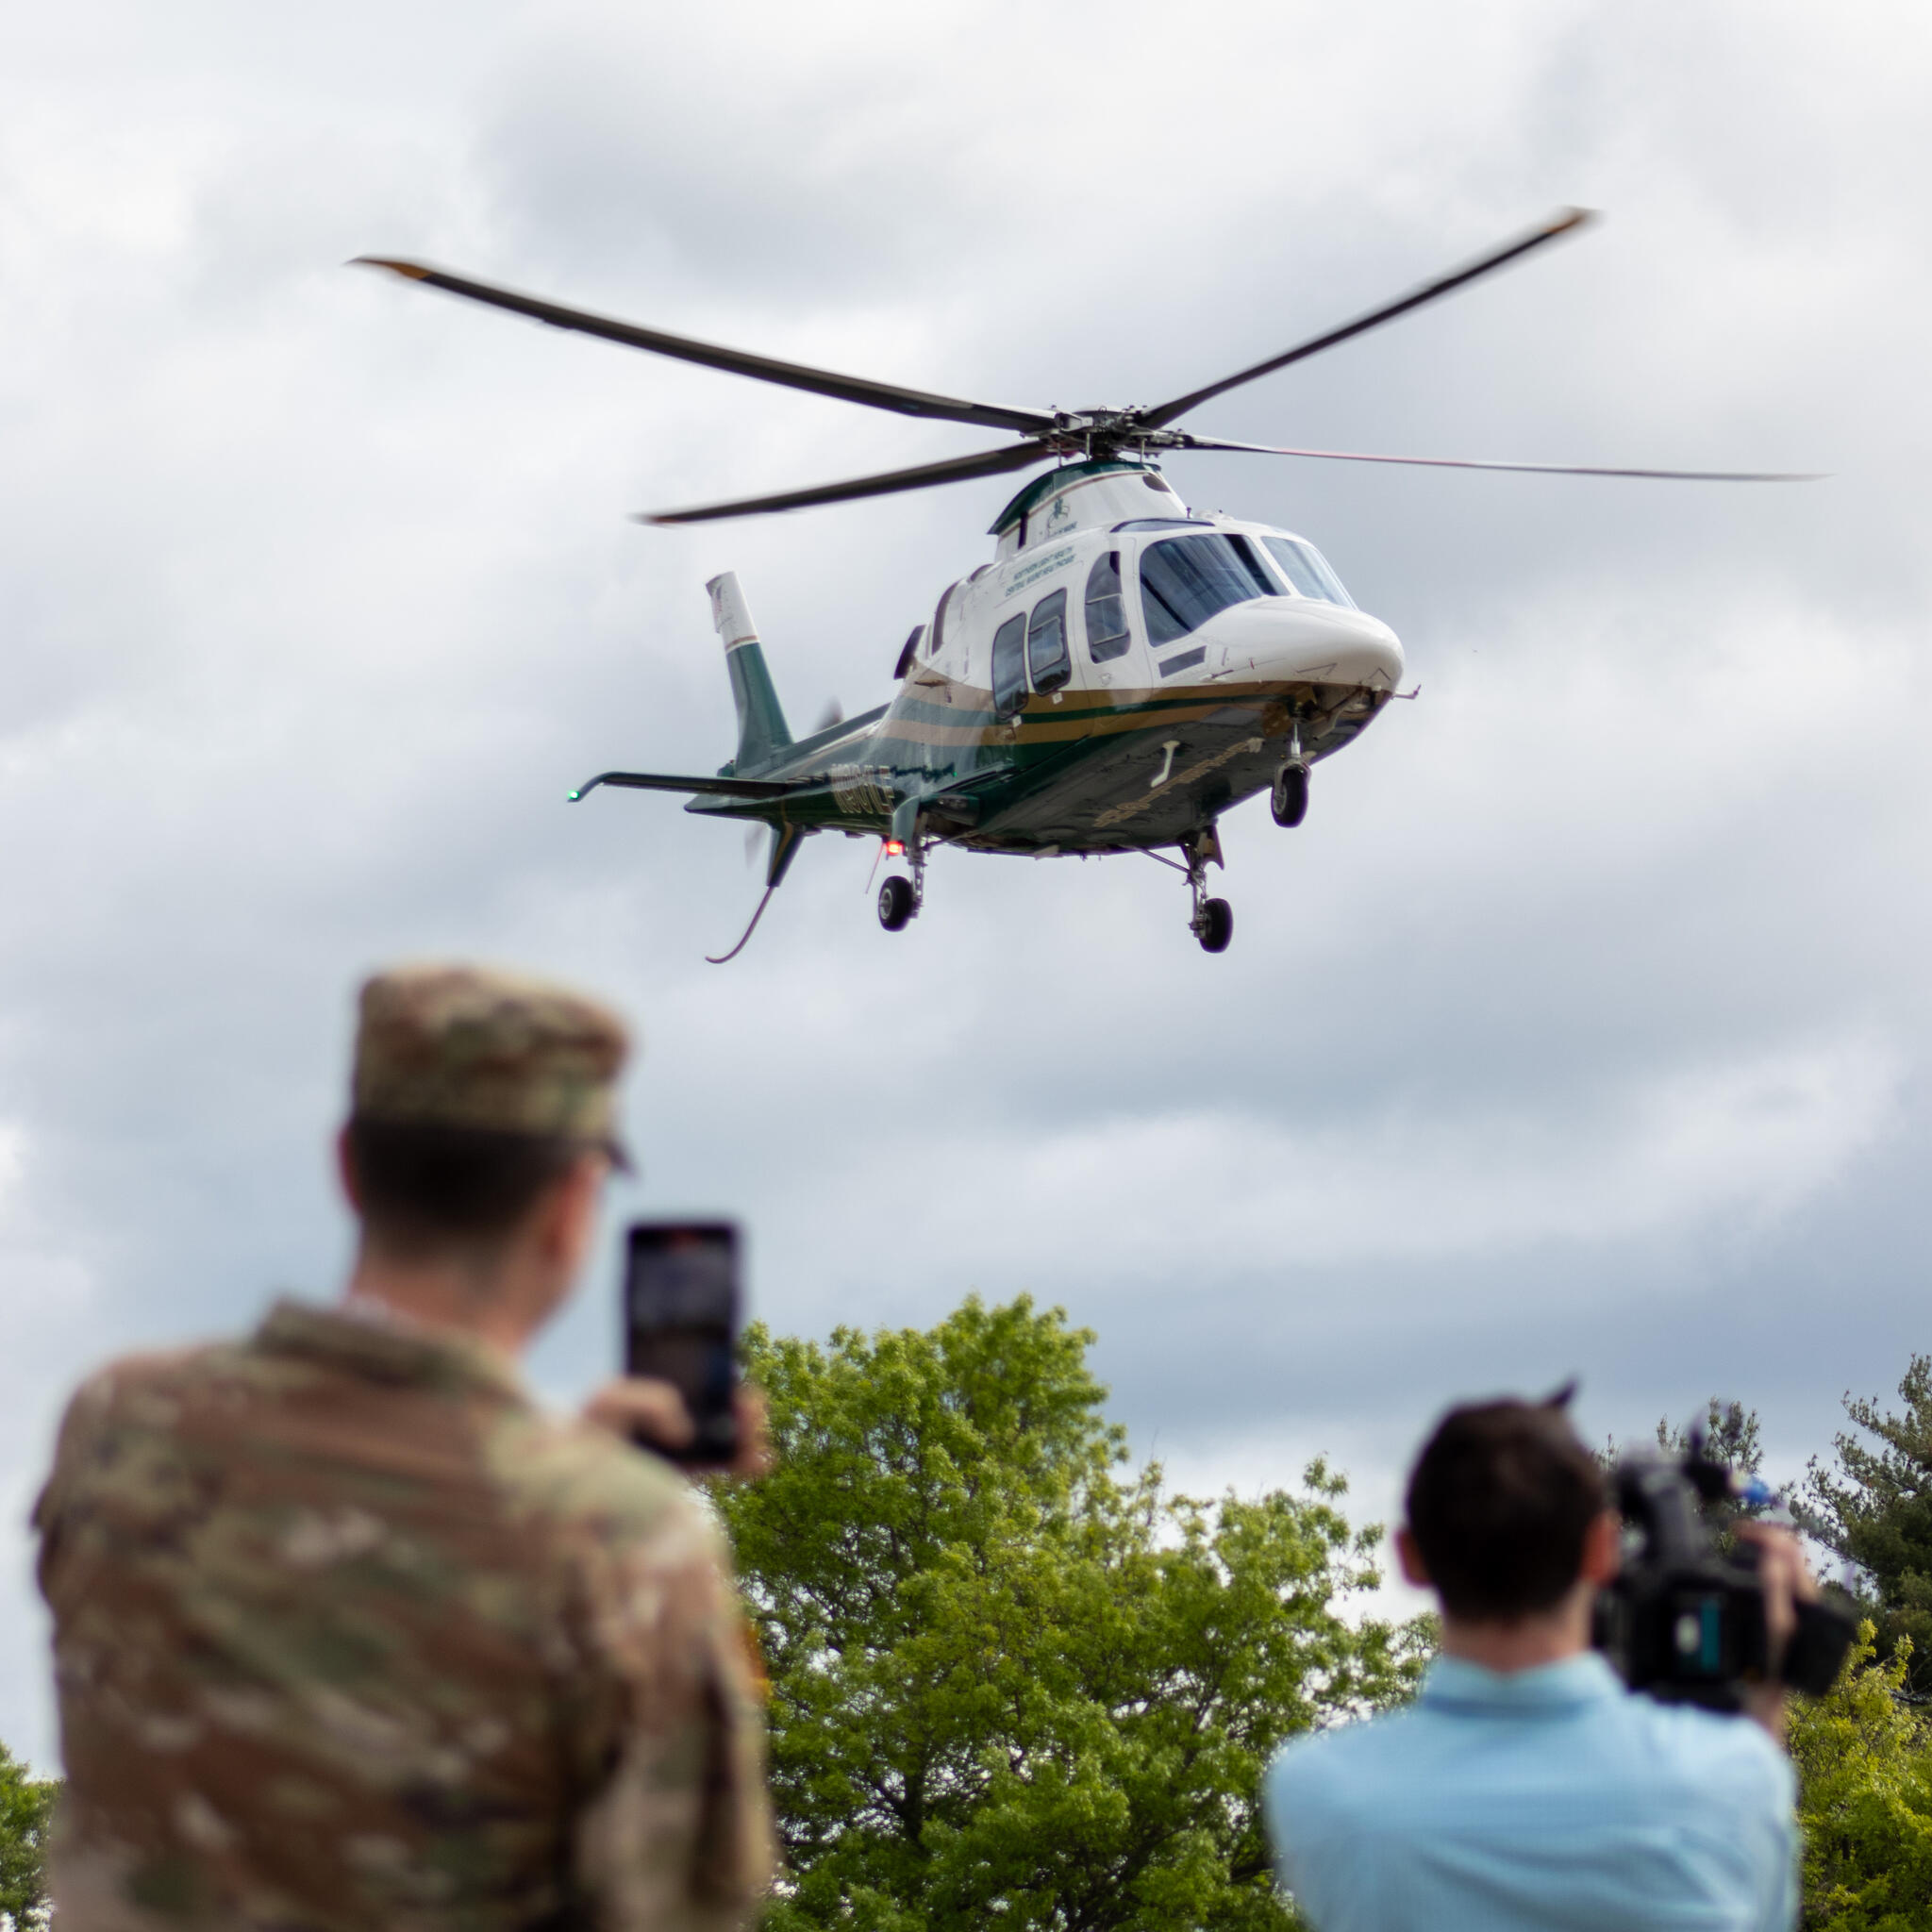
[34,963,774,1932]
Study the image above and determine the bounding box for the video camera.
[1591,1445,1856,1712]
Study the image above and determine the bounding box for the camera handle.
[1615,1461,1710,1569]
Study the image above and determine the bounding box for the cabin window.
[1259,535,1356,608]
[1084,553,1130,662]
[1026,590,1071,694]
[1138,533,1276,646]
[991,612,1029,718]
[891,625,925,681]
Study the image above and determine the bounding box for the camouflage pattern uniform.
[33,964,774,1932]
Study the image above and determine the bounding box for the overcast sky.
[5,0,1931,1766]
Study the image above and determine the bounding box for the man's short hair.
[345,1115,590,1257]
[1405,1397,1608,1621]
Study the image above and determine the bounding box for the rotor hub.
[1041,408,1178,461]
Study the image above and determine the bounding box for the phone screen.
[623,1221,741,1465]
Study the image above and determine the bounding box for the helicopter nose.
[1201,598,1405,691]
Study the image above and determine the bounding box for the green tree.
[719,1295,1424,1932]
[1597,1399,1773,1554]
[1656,1397,1764,1475]
[1790,1624,1932,1928]
[1805,1357,1932,1696]
[1661,1399,1774,1554]
[1598,1396,1764,1474]
[0,1742,57,1931]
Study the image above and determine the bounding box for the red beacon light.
[884,839,905,857]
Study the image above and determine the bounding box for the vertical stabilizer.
[708,573,792,773]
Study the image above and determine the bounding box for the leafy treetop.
[0,1742,56,1932]
[718,1294,1424,1932]
[1805,1356,1932,1698]
[1790,1624,1932,1930]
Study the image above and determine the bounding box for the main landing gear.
[1183,829,1233,955]
[877,838,926,933]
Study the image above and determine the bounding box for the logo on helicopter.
[1002,543,1074,601]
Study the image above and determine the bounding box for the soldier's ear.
[533,1151,608,1265]
[336,1126,365,1212]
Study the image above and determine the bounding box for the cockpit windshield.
[1138,534,1276,646]
[1258,535,1355,608]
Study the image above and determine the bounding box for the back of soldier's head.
[344,963,632,1257]
[1405,1396,1607,1621]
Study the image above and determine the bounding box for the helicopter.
[358,209,1811,958]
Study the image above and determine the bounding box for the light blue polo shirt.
[1265,1653,1797,1932]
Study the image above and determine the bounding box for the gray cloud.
[2,0,1929,1768]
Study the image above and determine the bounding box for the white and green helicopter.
[359,210,1809,958]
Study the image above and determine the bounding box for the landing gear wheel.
[877,875,916,932]
[1177,828,1232,955]
[1271,761,1309,828]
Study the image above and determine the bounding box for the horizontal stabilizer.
[568,770,797,802]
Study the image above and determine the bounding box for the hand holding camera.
[1592,1443,1855,1719]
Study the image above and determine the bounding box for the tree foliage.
[1656,1397,1765,1476]
[1596,1399,1774,1554]
[719,1295,1424,1932]
[0,1742,56,1932]
[1663,1399,1774,1553]
[1805,1357,1932,1697]
[1790,1624,1932,1929]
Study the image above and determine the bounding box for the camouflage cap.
[351,963,634,1168]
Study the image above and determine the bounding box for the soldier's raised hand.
[581,1378,774,1480]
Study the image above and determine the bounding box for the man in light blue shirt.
[1266,1395,1808,1932]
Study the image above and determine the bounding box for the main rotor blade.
[354,258,1058,436]
[640,440,1052,525]
[1140,209,1597,430]
[1173,432,1824,482]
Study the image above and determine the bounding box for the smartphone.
[622,1220,741,1466]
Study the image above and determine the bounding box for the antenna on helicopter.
[355,209,1820,526]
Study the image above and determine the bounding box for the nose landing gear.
[1272,721,1310,828]
[1271,761,1309,827]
